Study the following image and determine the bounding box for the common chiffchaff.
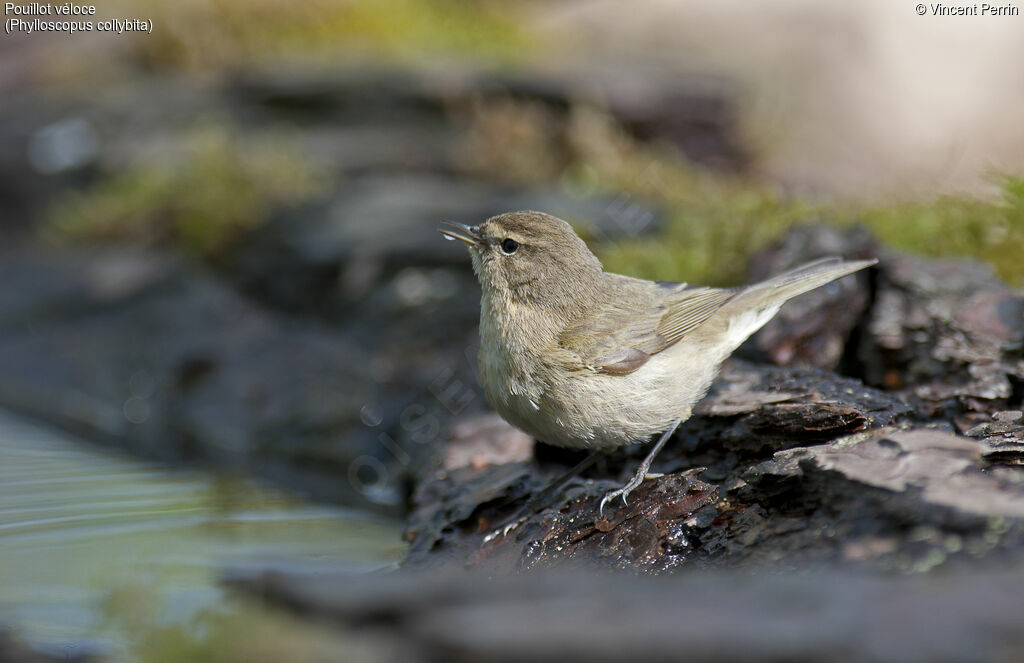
[441,211,875,513]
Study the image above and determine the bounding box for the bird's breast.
[476,296,555,433]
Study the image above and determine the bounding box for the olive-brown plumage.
[441,211,875,509]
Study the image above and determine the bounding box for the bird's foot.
[482,512,529,544]
[598,469,661,516]
[597,417,682,517]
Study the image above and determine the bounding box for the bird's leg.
[599,418,682,516]
[483,450,602,543]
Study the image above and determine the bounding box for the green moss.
[44,126,327,260]
[596,174,1024,288]
[595,177,817,287]
[857,177,1024,284]
[130,0,531,70]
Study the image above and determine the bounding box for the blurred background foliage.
[39,92,1024,284]
[21,0,1024,285]
[134,0,531,70]
[45,124,328,258]
[39,0,531,80]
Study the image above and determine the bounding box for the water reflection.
[0,409,406,657]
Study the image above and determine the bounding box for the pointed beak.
[438,220,483,247]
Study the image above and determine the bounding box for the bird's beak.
[438,220,483,247]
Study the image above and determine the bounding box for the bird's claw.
[483,513,528,544]
[598,471,658,516]
[597,492,619,517]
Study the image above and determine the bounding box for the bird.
[440,211,875,515]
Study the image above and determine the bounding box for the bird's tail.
[761,256,877,298]
[710,256,876,354]
[738,256,877,306]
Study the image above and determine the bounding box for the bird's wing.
[559,257,876,376]
[558,279,737,376]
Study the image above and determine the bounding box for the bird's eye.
[500,238,520,255]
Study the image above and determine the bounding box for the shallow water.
[0,409,407,658]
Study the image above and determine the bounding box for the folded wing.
[559,278,737,375]
[559,257,876,376]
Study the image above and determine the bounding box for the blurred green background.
[5,0,1024,284]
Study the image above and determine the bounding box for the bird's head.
[440,211,603,311]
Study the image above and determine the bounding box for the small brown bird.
[440,211,875,514]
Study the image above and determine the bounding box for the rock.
[685,360,913,458]
[226,567,1024,663]
[514,470,716,573]
[961,409,1024,439]
[402,361,915,573]
[444,413,534,471]
[229,63,750,172]
[858,252,1024,415]
[0,76,227,233]
[403,419,1024,572]
[725,425,1024,571]
[747,224,1024,416]
[224,173,663,319]
[0,245,403,511]
[404,461,533,567]
[4,63,693,246]
[959,409,1024,467]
